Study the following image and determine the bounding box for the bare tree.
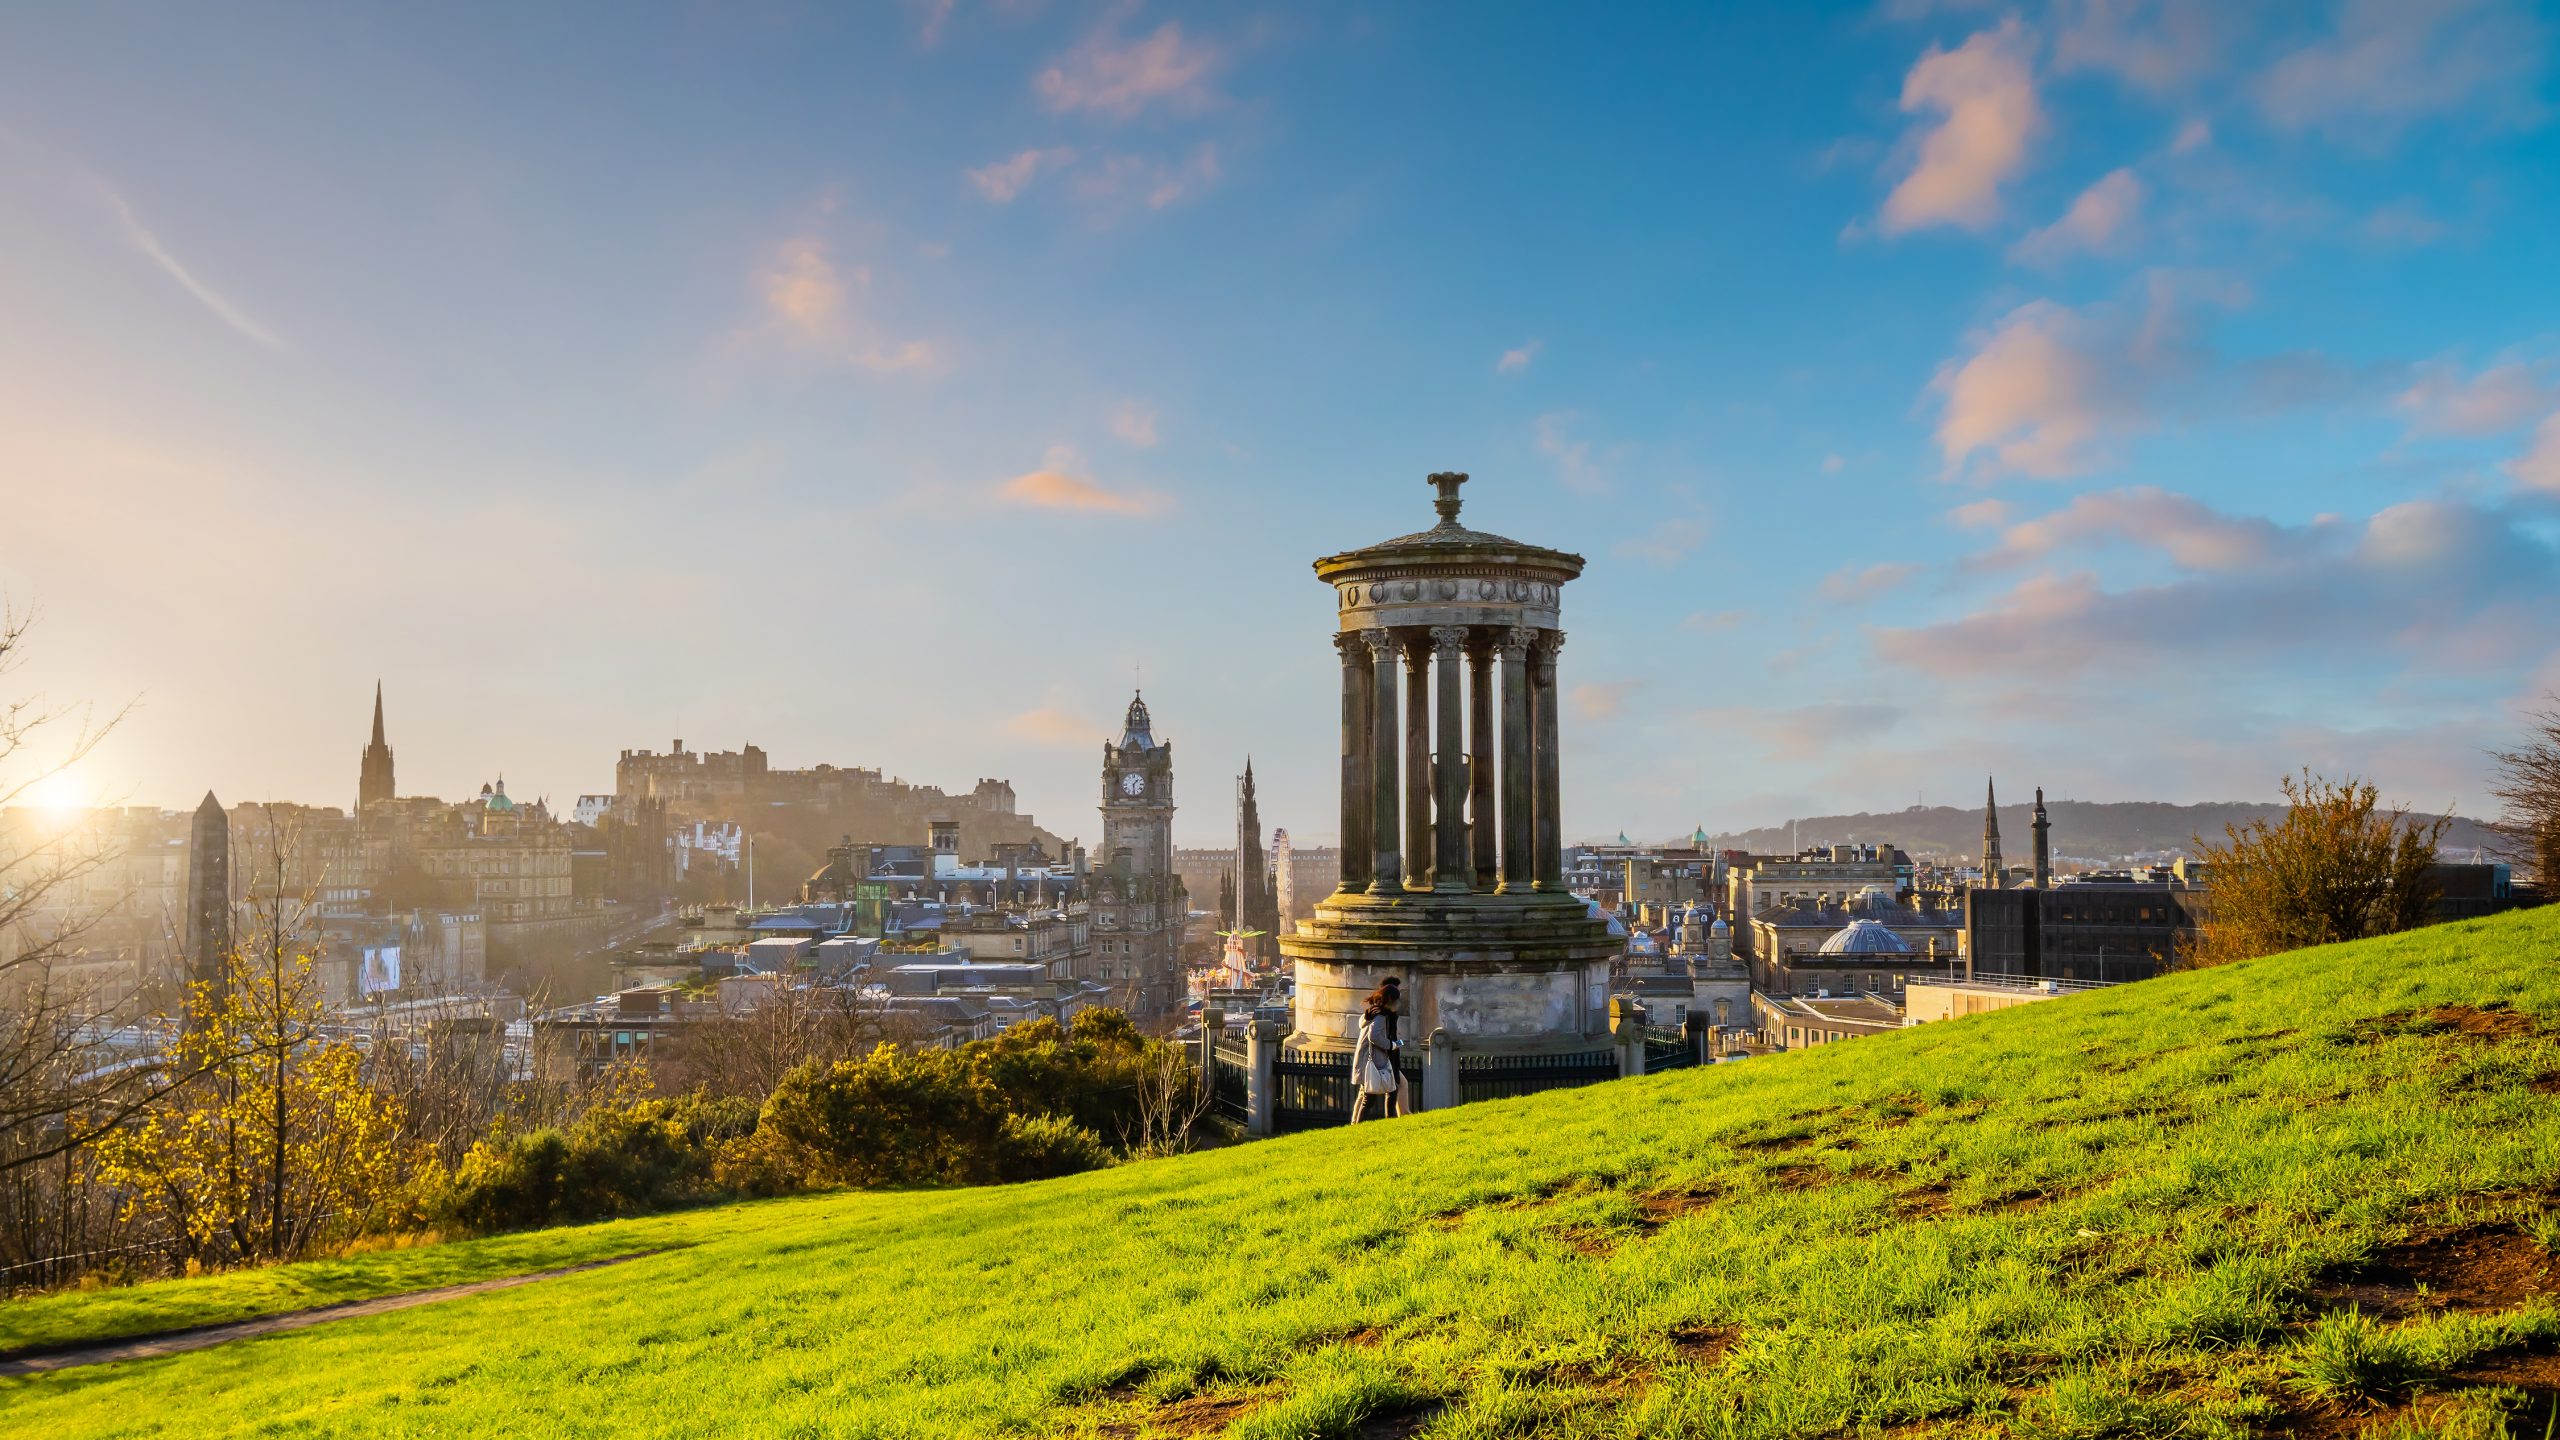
[680,976,887,1101]
[1124,1043,1212,1159]
[0,609,176,1178]
[2489,699,2560,894]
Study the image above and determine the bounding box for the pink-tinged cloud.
[1005,706,1095,744]
[1036,21,1221,119]
[752,234,939,373]
[1948,498,2013,529]
[2011,168,2146,265]
[2396,360,2553,436]
[1681,609,1750,636]
[1930,279,2225,478]
[1978,487,2300,573]
[1819,561,1925,604]
[1497,340,1543,373]
[1881,18,2042,235]
[1616,517,1703,567]
[2260,0,2546,137]
[1071,144,1223,214]
[2511,413,2560,496]
[1109,401,1160,448]
[1878,495,2559,679]
[1695,702,1905,762]
[1571,680,1640,723]
[998,468,1157,516]
[968,147,1075,203]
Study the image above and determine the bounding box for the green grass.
[8,906,2560,1438]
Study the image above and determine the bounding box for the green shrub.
[990,1113,1111,1182]
[442,1095,737,1232]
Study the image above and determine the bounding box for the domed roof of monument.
[1316,472,1586,577]
[1583,897,1629,938]
[1818,918,1912,955]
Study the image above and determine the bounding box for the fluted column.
[1533,631,1565,892]
[1334,633,1372,894]
[1430,626,1470,892]
[1402,635,1432,890]
[1364,630,1401,894]
[1468,637,1496,890]
[1495,626,1535,894]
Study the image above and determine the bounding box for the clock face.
[1120,771,1146,797]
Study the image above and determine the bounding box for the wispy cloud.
[1878,18,2042,235]
[1681,609,1751,636]
[88,174,284,351]
[1109,401,1160,448]
[1571,680,1640,723]
[1006,705,1096,744]
[2010,167,2146,265]
[2259,0,2546,138]
[998,448,1160,515]
[1534,412,1611,494]
[748,233,938,373]
[968,147,1076,203]
[1497,340,1543,374]
[1819,561,1925,604]
[1072,144,1223,213]
[1036,20,1222,119]
[1616,517,1704,567]
[2396,359,2554,436]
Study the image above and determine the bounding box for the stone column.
[1533,631,1565,892]
[1495,626,1535,894]
[1365,630,1402,894]
[1335,633,1372,893]
[1430,627,1470,892]
[1467,638,1496,889]
[1403,636,1432,890]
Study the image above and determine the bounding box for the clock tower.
[1096,692,1185,1016]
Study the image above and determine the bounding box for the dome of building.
[1709,916,1730,935]
[1818,917,1911,955]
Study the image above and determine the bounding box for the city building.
[1747,886,1962,995]
[1723,843,1907,960]
[1232,760,1279,962]
[1094,693,1186,1016]
[1271,831,1341,935]
[1750,990,1906,1049]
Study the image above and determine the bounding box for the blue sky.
[3,1,2556,847]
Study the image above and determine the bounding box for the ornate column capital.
[1333,631,1368,660]
[1494,625,1536,659]
[1361,629,1401,662]
[1427,625,1469,659]
[1533,629,1565,681]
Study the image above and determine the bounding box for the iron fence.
[1457,1048,1621,1104]
[1272,1047,1355,1132]
[1208,1039,1251,1124]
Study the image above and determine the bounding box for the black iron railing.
[1457,1048,1620,1104]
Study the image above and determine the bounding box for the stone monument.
[1280,473,1620,1055]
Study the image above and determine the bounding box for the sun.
[23,767,92,816]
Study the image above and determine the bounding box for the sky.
[2,0,2557,849]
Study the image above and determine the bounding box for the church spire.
[359,681,396,809]
[2031,786,2052,889]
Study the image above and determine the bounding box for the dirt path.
[0,1249,669,1377]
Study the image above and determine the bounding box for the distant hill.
[1677,799,2507,864]
[10,908,2558,1436]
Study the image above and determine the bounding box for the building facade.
[1094,694,1185,1016]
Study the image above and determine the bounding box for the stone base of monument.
[1279,889,1622,1054]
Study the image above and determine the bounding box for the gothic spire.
[1982,777,2005,890]
[370,680,385,746]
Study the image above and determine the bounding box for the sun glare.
[25,768,93,816]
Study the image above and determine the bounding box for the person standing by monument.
[1349,978,1404,1122]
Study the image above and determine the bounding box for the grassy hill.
[7,906,2560,1439]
